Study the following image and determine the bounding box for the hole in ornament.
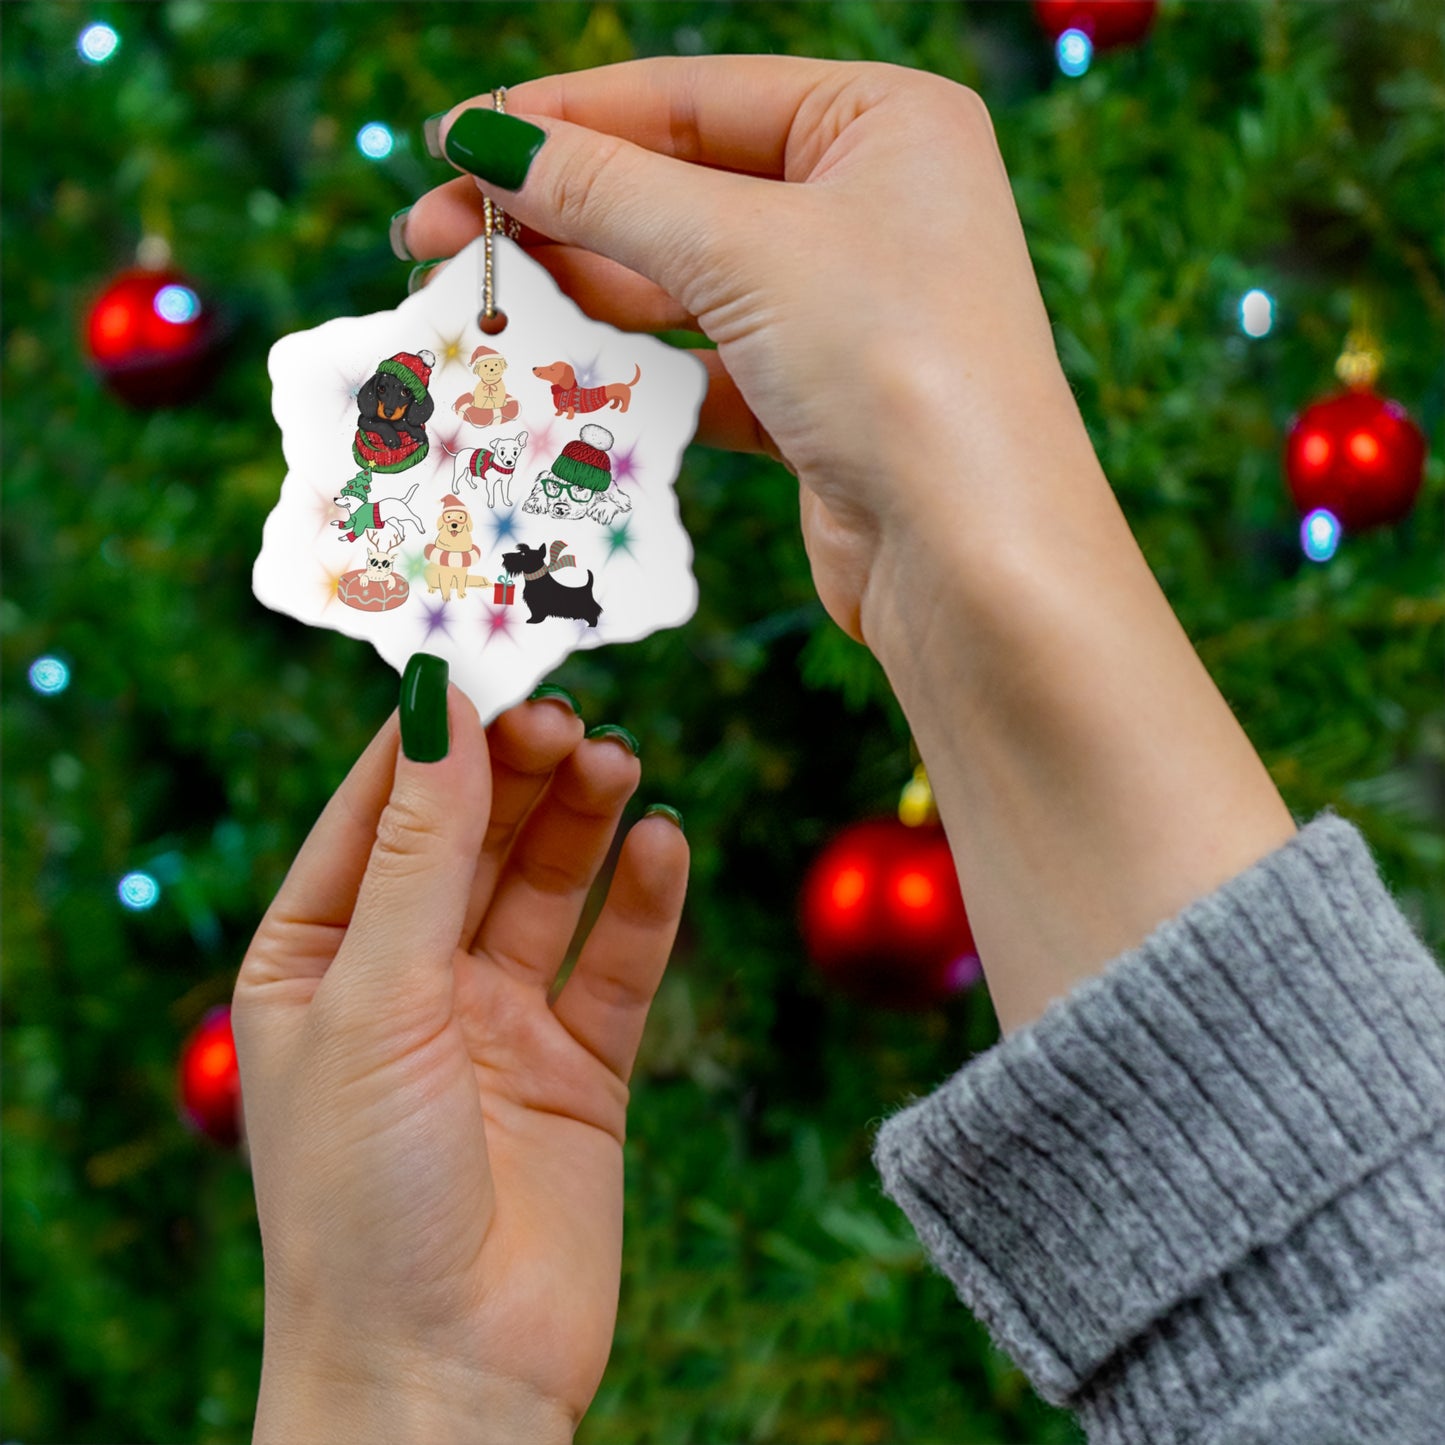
[477,309,508,336]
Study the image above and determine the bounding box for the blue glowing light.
[1301,508,1341,563]
[1240,288,1274,338]
[1057,28,1093,77]
[118,871,161,910]
[29,656,71,695]
[78,22,120,64]
[153,284,201,324]
[356,123,395,160]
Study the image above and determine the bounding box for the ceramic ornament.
[254,233,707,722]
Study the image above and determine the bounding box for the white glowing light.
[78,23,120,64]
[1240,289,1274,338]
[29,656,71,694]
[154,284,201,324]
[1301,508,1341,563]
[118,871,161,910]
[1057,28,1093,77]
[357,123,395,160]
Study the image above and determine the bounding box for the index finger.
[497,54,851,181]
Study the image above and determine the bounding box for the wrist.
[254,1341,575,1445]
[856,420,1293,1034]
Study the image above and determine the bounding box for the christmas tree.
[3,3,1439,1442]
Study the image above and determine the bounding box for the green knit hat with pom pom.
[550,424,614,493]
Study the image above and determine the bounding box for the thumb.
[323,656,489,1033]
[440,104,763,318]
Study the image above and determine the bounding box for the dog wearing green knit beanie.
[353,349,436,475]
[521,424,634,526]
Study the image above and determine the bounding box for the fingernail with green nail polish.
[423,112,446,160]
[644,804,685,834]
[585,723,639,757]
[388,206,413,261]
[443,107,546,191]
[407,259,445,295]
[528,684,581,716]
[400,653,449,762]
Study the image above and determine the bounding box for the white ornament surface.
[255,235,706,722]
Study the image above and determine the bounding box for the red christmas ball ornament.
[800,818,980,1010]
[1284,388,1426,533]
[178,1005,242,1148]
[1033,0,1158,50]
[85,266,219,406]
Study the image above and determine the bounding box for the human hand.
[403,56,1093,643]
[232,667,687,1442]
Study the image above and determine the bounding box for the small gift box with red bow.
[494,578,516,606]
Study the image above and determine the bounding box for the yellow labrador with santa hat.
[424,495,491,600]
[454,345,520,428]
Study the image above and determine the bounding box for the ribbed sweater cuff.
[871,812,1445,1416]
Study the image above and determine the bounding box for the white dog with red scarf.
[449,431,529,509]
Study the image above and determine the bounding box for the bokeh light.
[1301,508,1341,563]
[28,656,71,695]
[1057,28,1093,76]
[153,284,201,324]
[118,871,161,910]
[78,23,119,64]
[356,122,395,160]
[1240,288,1274,337]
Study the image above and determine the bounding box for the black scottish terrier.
[501,542,603,627]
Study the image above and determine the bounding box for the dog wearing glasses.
[520,424,634,526]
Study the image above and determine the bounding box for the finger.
[691,350,786,462]
[400,174,553,257]
[237,713,403,991]
[460,693,587,948]
[438,104,765,315]
[551,813,689,1082]
[504,56,852,179]
[323,682,491,1032]
[472,734,641,991]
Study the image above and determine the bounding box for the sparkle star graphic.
[313,483,343,537]
[320,563,347,612]
[417,597,453,646]
[489,507,522,548]
[610,442,639,486]
[479,600,519,649]
[604,518,635,562]
[434,330,468,370]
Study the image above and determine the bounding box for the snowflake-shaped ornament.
[254,234,706,722]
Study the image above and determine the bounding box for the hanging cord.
[480,87,522,329]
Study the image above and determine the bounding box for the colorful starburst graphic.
[434,329,468,371]
[610,441,640,487]
[488,506,523,549]
[416,597,453,646]
[604,517,636,562]
[478,599,519,649]
[319,563,347,611]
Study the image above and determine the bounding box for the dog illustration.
[532,361,641,418]
[501,541,602,627]
[448,431,529,508]
[332,482,423,549]
[363,538,404,595]
[454,345,519,428]
[354,350,435,472]
[522,472,633,526]
[423,494,490,601]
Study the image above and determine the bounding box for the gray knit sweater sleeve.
[872,813,1445,1444]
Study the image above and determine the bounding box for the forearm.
[860,385,1296,1033]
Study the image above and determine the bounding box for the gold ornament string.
[480,87,522,331]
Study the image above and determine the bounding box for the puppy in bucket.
[500,541,602,627]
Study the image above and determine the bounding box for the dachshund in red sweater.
[532,361,641,419]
